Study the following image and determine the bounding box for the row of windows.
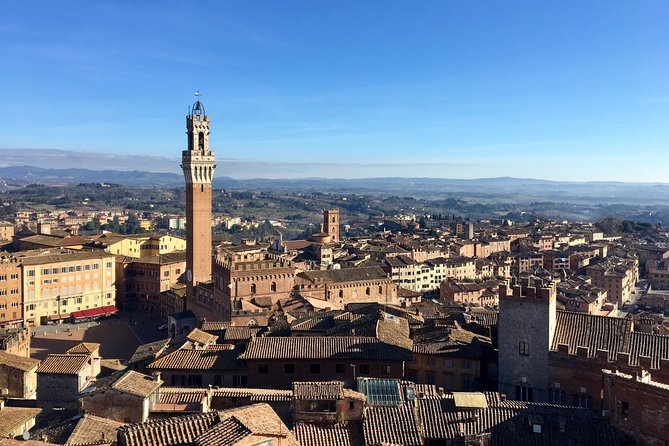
[0,302,20,310]
[0,274,19,281]
[257,363,392,376]
[0,288,19,296]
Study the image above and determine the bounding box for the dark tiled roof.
[128,338,171,365]
[363,404,423,446]
[552,311,669,368]
[240,336,412,361]
[298,266,390,284]
[148,346,244,371]
[0,350,40,371]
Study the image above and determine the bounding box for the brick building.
[212,244,296,319]
[117,252,186,314]
[181,98,216,299]
[602,369,669,446]
[295,266,398,309]
[0,256,22,324]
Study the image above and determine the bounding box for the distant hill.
[2,165,669,205]
[0,165,183,187]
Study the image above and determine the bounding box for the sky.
[1,1,668,181]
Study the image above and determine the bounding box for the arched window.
[198,132,205,150]
[271,282,277,292]
[250,283,257,294]
[378,286,383,294]
[338,290,344,298]
[365,287,371,296]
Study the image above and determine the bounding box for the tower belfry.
[181,93,216,296]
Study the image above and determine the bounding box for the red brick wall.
[603,371,669,446]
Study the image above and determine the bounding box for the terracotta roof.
[118,412,219,446]
[240,336,412,361]
[0,407,42,437]
[148,346,243,371]
[65,414,124,445]
[37,354,89,375]
[66,342,100,355]
[186,328,218,346]
[0,350,40,372]
[293,381,345,400]
[157,386,293,404]
[294,421,364,446]
[200,321,230,332]
[193,417,250,446]
[223,326,264,341]
[111,370,162,398]
[217,404,300,446]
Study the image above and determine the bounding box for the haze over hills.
[2,164,669,206]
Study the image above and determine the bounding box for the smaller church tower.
[324,209,340,243]
[181,97,216,297]
[498,276,557,403]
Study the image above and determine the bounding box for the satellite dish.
[23,431,31,441]
[186,270,193,283]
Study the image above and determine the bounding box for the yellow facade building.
[18,251,116,326]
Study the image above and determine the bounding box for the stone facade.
[497,277,556,403]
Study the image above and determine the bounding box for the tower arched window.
[250,283,257,294]
[338,290,344,298]
[271,282,277,292]
[379,286,383,294]
[198,132,205,150]
[365,287,371,296]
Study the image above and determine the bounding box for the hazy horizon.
[3,148,669,184]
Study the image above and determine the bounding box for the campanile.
[181,97,216,296]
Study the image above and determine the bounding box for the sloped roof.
[0,350,40,371]
[240,336,412,361]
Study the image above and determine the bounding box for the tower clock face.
[186,269,193,283]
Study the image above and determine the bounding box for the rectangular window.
[258,364,269,374]
[381,365,392,375]
[358,364,370,375]
[335,364,346,374]
[93,263,99,270]
[43,268,50,275]
[27,270,35,277]
[309,363,321,374]
[519,341,530,356]
[0,275,5,281]
[284,364,296,374]
[84,264,91,271]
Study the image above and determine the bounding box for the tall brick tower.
[324,209,340,243]
[181,96,216,297]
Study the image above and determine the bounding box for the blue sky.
[1,1,668,180]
